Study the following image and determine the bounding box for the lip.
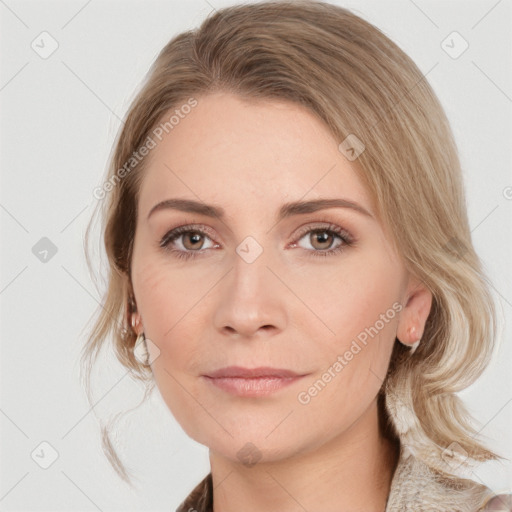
[202,366,307,397]
[205,366,302,378]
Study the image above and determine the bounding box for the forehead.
[138,92,372,219]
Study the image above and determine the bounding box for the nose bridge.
[233,236,271,293]
[213,235,287,337]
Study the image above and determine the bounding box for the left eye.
[296,229,343,251]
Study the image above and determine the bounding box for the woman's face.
[131,91,422,464]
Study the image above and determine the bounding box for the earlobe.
[127,293,143,336]
[396,278,433,348]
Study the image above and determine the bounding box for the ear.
[396,274,433,346]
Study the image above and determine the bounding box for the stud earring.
[398,326,422,353]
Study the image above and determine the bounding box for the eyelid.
[160,219,354,246]
[290,220,355,246]
[159,223,218,247]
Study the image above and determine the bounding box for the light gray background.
[1,0,511,510]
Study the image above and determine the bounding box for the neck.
[209,398,400,512]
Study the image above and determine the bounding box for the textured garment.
[176,445,511,512]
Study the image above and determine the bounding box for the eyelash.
[158,221,355,261]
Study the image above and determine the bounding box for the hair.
[81,0,500,487]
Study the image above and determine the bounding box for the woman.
[82,1,511,510]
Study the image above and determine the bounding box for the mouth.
[201,366,308,397]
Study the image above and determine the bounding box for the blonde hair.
[82,0,500,486]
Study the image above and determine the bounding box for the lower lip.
[202,375,304,397]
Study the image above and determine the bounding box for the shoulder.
[386,446,511,512]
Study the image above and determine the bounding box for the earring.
[131,313,149,365]
[398,326,422,353]
[133,331,150,365]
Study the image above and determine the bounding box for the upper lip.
[204,366,303,379]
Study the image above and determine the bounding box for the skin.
[130,91,432,512]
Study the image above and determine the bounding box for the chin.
[208,439,299,467]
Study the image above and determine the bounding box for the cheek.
[132,256,214,399]
[290,254,401,420]
[132,250,217,343]
[288,248,402,356]
[134,264,208,437]
[295,292,399,435]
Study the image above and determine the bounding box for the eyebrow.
[147,197,374,222]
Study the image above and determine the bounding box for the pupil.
[314,231,331,248]
[187,233,202,248]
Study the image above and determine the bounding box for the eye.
[291,222,354,258]
[159,225,218,260]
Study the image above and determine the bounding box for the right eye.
[159,225,218,260]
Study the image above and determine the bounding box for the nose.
[213,248,288,340]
